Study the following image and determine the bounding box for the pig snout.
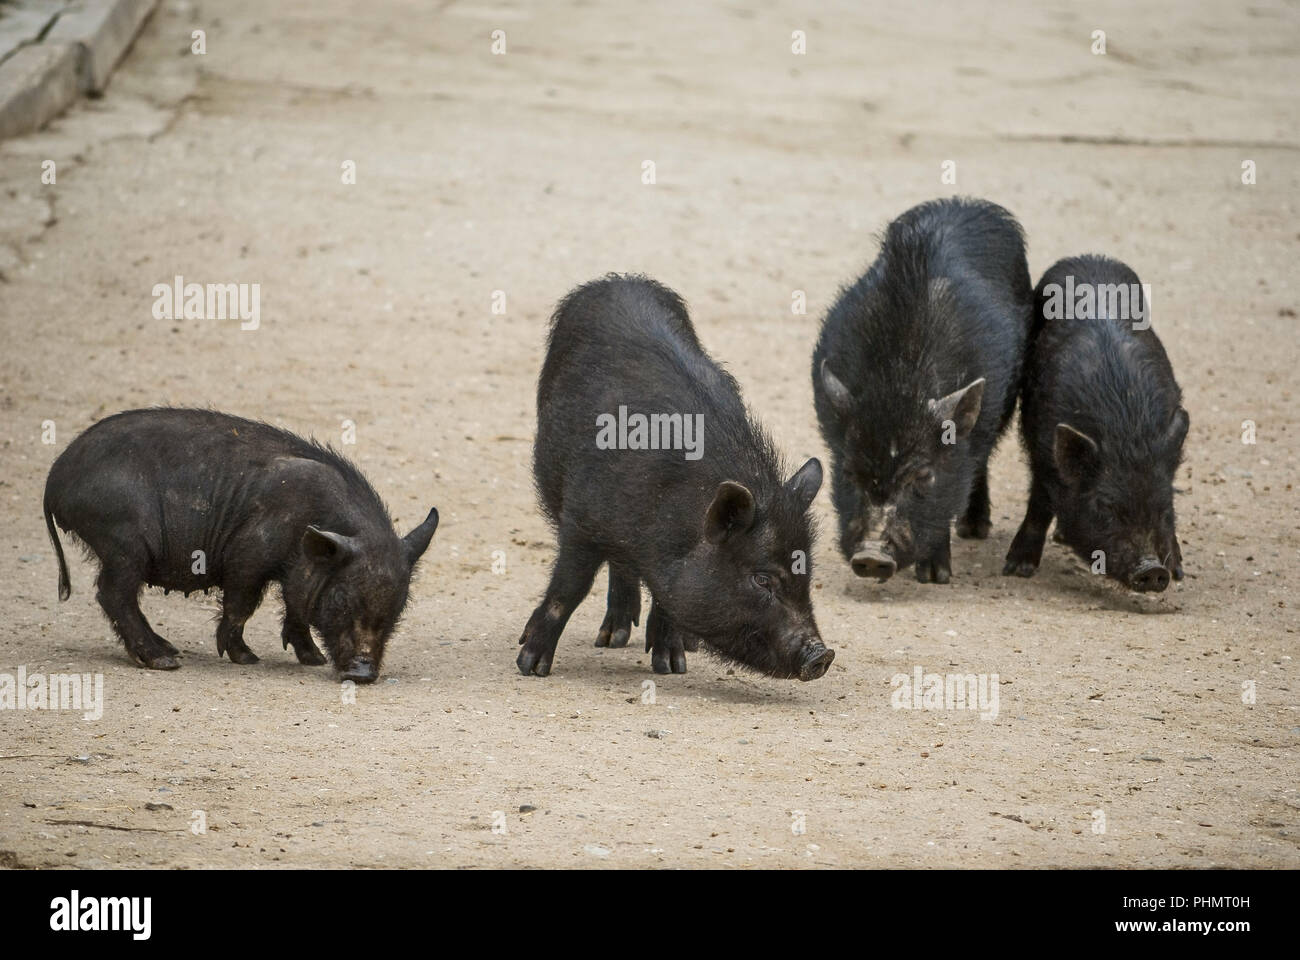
[337,627,385,683]
[798,644,835,681]
[1129,558,1170,593]
[851,505,911,581]
[851,541,897,581]
[340,658,379,683]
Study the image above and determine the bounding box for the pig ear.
[302,526,357,564]
[820,360,853,415]
[402,507,440,565]
[1165,407,1190,451]
[1053,423,1100,487]
[928,378,985,439]
[785,458,823,513]
[704,481,756,545]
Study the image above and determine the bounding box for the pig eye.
[915,467,935,487]
[751,573,774,593]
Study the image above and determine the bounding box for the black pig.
[43,408,439,681]
[518,274,834,681]
[812,197,1032,583]
[1004,255,1187,591]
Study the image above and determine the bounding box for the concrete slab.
[46,0,158,93]
[0,39,76,139]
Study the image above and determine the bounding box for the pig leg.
[915,532,952,584]
[282,607,327,665]
[595,564,640,648]
[957,465,992,539]
[96,562,180,670]
[831,463,869,560]
[1003,478,1053,577]
[645,599,687,674]
[215,580,266,665]
[517,533,602,677]
[1161,527,1185,582]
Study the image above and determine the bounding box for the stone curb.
[0,0,159,140]
[47,0,158,94]
[0,41,79,140]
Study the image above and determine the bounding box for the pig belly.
[143,561,219,594]
[146,495,225,592]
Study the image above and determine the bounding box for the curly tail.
[44,499,71,601]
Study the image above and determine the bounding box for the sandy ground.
[0,0,1297,869]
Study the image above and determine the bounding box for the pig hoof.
[516,646,552,677]
[651,656,686,675]
[956,517,991,540]
[127,638,181,670]
[1002,557,1038,578]
[915,560,950,584]
[289,640,328,665]
[595,623,631,649]
[651,646,687,674]
[227,648,260,665]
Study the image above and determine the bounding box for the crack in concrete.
[0,2,70,70]
[998,132,1300,151]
